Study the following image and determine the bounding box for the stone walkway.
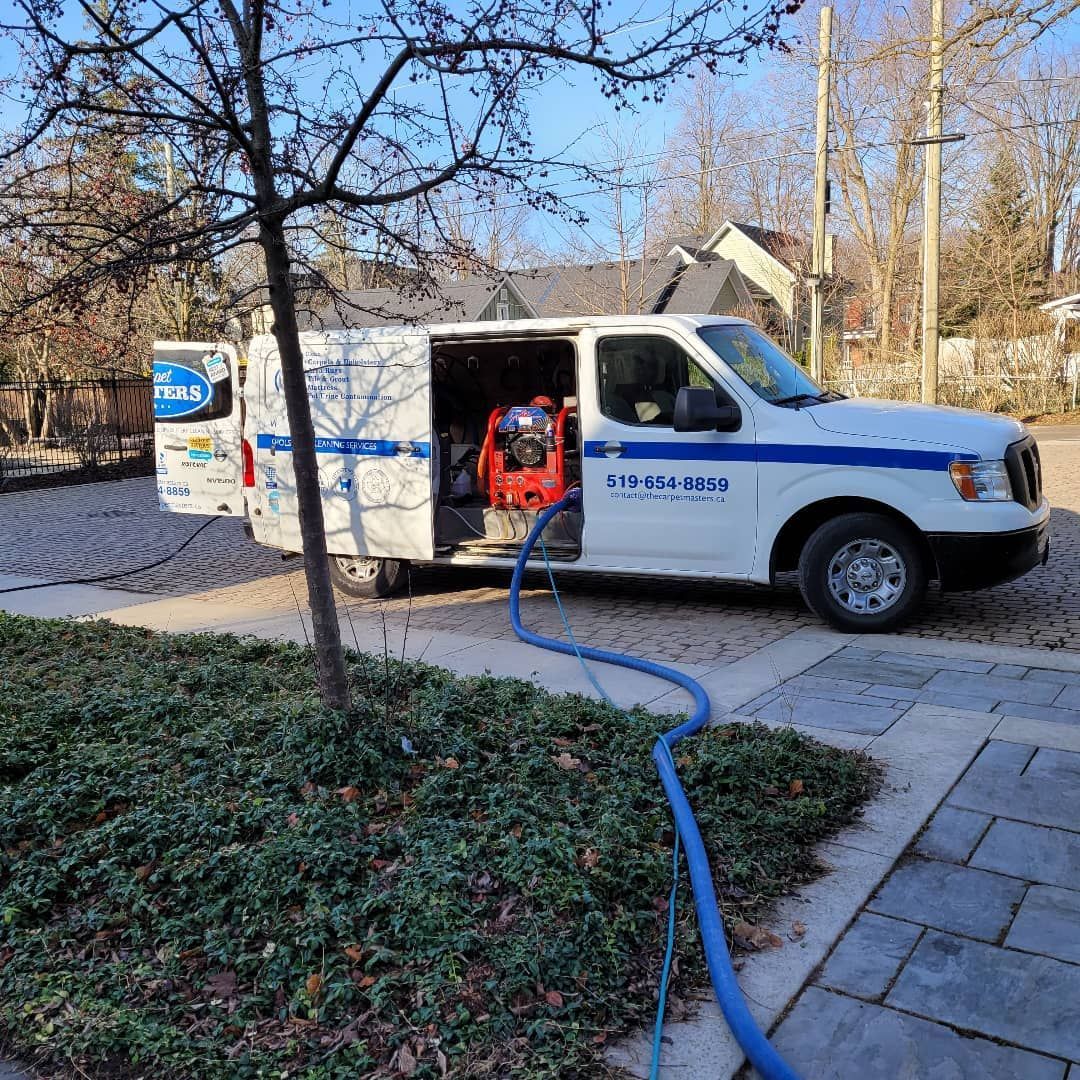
[741,645,1080,1079]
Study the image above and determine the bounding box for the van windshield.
[698,324,835,407]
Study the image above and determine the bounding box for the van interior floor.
[435,504,582,561]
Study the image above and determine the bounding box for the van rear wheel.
[328,554,408,599]
[798,513,927,633]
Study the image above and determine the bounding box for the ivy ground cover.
[0,613,877,1078]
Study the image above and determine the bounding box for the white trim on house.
[1040,292,1080,317]
[666,244,701,266]
[701,222,798,286]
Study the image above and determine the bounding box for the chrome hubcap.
[827,538,907,615]
[334,555,380,582]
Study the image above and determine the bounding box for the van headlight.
[949,460,1012,501]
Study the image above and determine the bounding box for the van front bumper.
[927,521,1050,592]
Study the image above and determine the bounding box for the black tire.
[798,512,927,633]
[327,554,409,599]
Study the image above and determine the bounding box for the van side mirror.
[673,386,741,432]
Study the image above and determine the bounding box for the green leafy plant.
[0,613,877,1078]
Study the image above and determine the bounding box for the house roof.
[295,249,757,329]
[725,222,809,269]
[299,278,520,330]
[503,257,685,317]
[659,260,751,315]
[700,220,810,276]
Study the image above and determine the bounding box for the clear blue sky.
[1,0,1076,257]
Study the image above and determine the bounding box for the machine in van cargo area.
[153,315,1050,632]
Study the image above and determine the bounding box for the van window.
[698,324,825,405]
[597,335,719,427]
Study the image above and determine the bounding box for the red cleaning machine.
[482,397,576,509]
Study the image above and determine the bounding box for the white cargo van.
[153,316,1049,632]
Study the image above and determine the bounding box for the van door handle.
[596,441,626,457]
[394,442,417,456]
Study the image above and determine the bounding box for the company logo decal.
[153,361,213,419]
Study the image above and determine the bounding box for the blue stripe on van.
[256,434,431,459]
[584,441,977,471]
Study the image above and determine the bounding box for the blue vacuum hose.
[509,489,800,1080]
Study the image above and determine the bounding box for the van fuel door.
[153,341,244,516]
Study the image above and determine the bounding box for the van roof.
[247,314,754,353]
[425,313,749,337]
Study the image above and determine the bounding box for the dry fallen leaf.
[788,921,807,942]
[732,921,784,951]
[552,752,581,770]
[336,785,360,803]
[359,975,377,988]
[579,848,600,868]
[204,970,238,1000]
[396,1043,417,1076]
[436,1048,448,1076]
[343,944,363,962]
[788,778,805,797]
[544,989,564,1008]
[305,972,323,998]
[443,757,460,770]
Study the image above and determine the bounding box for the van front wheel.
[798,513,927,633]
[328,554,409,599]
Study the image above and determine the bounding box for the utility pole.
[921,0,944,404]
[809,5,833,383]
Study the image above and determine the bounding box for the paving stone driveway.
[744,644,1080,1079]
[0,427,1077,665]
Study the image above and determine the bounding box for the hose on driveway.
[508,488,801,1080]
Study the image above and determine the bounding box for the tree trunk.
[259,218,352,710]
[879,266,895,359]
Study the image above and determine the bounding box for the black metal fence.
[0,374,154,481]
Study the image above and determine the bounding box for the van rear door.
[153,342,244,516]
[248,330,434,561]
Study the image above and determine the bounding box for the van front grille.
[1004,436,1042,511]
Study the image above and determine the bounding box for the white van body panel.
[152,341,244,516]
[246,330,434,561]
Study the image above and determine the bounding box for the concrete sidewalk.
[4,578,1080,1078]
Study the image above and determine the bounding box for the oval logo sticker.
[153,361,213,419]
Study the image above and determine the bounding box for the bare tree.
[779,0,1079,359]
[652,66,815,247]
[2,0,805,708]
[655,70,739,237]
[967,50,1080,279]
[554,121,674,314]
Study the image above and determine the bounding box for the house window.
[495,289,510,321]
